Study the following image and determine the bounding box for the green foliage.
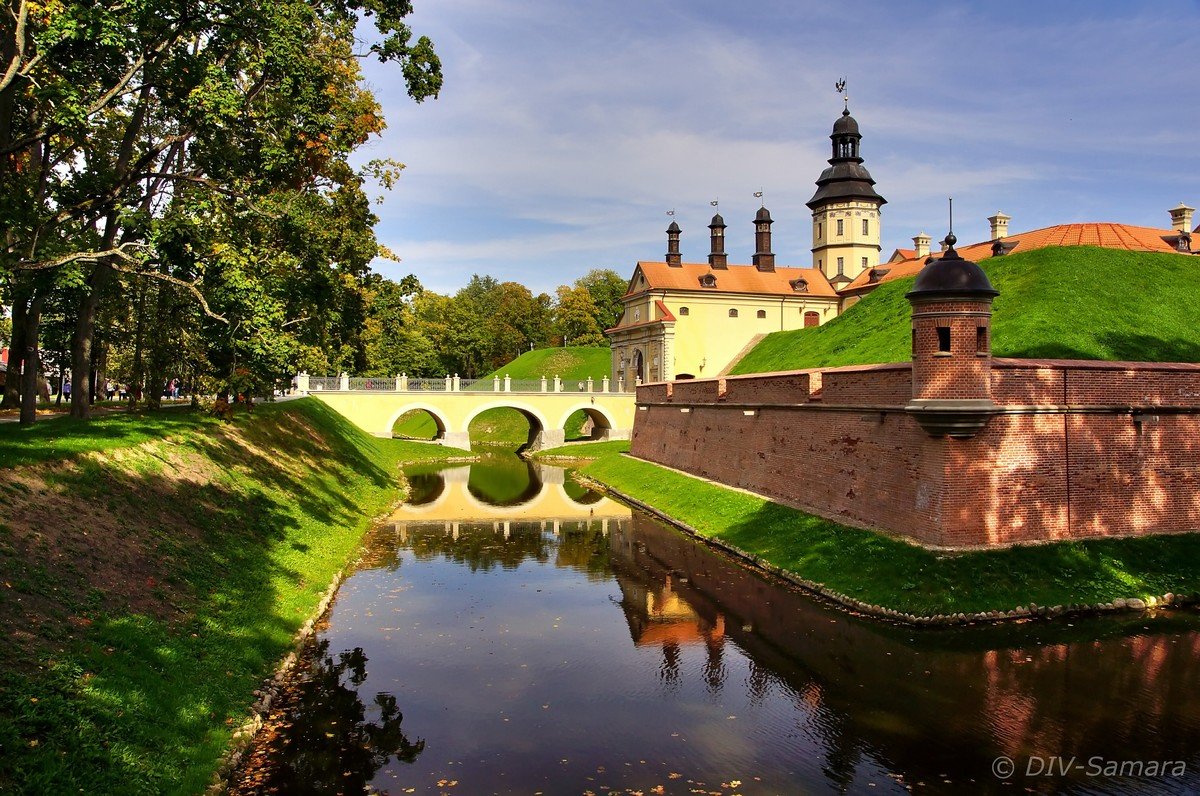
[553,285,605,347]
[732,247,1200,374]
[581,448,1200,616]
[575,269,627,332]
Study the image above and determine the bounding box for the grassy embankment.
[0,399,469,794]
[394,346,611,445]
[534,442,1200,618]
[732,247,1200,374]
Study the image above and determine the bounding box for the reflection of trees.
[393,521,617,578]
[233,640,424,794]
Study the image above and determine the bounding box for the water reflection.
[237,458,1200,795]
[228,639,423,794]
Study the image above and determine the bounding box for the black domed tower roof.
[709,213,725,227]
[807,104,886,210]
[754,206,773,222]
[666,220,681,233]
[906,235,999,300]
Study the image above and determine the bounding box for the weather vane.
[666,209,675,217]
[835,77,848,110]
[710,199,719,208]
[753,190,764,207]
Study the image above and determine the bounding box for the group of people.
[52,377,187,403]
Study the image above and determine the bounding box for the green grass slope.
[732,247,1200,374]
[478,346,610,382]
[0,400,466,793]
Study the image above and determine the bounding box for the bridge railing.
[297,372,639,394]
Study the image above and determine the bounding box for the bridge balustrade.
[298,373,636,394]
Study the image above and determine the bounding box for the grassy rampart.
[732,247,1200,374]
[0,399,467,793]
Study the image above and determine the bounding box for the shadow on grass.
[0,399,405,794]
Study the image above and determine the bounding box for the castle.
[612,100,1200,549]
[606,105,1197,385]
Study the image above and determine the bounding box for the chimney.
[912,232,931,259]
[987,211,1010,241]
[708,213,728,269]
[752,206,775,272]
[1169,203,1195,234]
[666,220,682,267]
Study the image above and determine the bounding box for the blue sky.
[355,0,1200,295]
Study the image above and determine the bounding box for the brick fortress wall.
[630,359,1200,548]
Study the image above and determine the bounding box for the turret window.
[936,327,951,353]
[837,257,844,275]
[977,326,989,353]
[862,218,869,236]
[836,219,844,237]
[818,223,822,238]
[861,257,868,270]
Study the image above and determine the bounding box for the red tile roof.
[627,261,838,298]
[841,222,1194,294]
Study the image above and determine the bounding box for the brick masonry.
[631,359,1200,548]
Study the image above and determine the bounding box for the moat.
[232,452,1200,794]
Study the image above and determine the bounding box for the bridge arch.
[385,402,453,441]
[463,400,552,449]
[556,401,618,441]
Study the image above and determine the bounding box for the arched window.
[756,309,767,319]
[728,309,739,318]
[804,311,819,328]
[837,219,844,236]
[862,218,869,236]
[679,306,689,315]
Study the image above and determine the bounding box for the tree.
[575,268,627,332]
[0,0,442,419]
[553,285,605,347]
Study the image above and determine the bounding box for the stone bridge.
[299,373,636,450]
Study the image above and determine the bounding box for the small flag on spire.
[710,200,718,207]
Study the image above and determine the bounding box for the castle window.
[862,218,869,236]
[679,306,689,316]
[977,326,989,353]
[699,273,717,288]
[728,308,739,318]
[804,311,820,328]
[937,326,951,353]
[756,309,767,319]
[836,219,844,237]
[837,256,844,275]
[861,256,868,271]
[790,278,808,292]
[817,222,822,239]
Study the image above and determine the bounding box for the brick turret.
[752,206,775,272]
[666,221,682,267]
[905,233,999,438]
[708,213,728,269]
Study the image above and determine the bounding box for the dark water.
[233,454,1200,795]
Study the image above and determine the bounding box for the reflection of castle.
[605,512,1200,791]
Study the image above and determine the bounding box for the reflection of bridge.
[388,463,633,525]
[300,377,635,450]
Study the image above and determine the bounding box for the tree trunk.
[20,294,44,425]
[2,286,27,408]
[70,263,112,419]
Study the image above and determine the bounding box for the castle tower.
[807,104,886,288]
[708,213,728,269]
[752,207,775,272]
[666,220,682,267]
[905,233,1000,439]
